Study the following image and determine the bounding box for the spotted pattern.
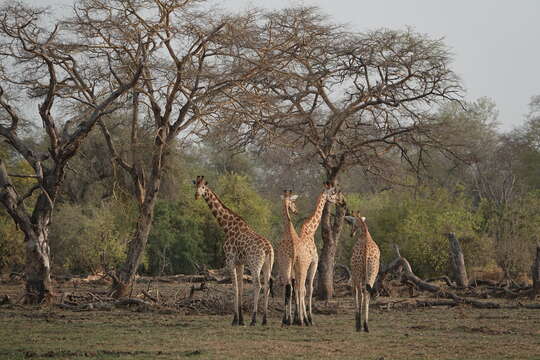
[194,176,274,326]
[275,191,300,325]
[293,184,340,326]
[348,213,380,332]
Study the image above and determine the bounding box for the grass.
[1,304,539,360]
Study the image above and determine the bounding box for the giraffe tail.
[269,277,274,298]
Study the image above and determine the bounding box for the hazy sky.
[36,0,540,131]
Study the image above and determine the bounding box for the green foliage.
[48,201,135,275]
[0,211,25,273]
[214,173,272,238]
[480,190,540,276]
[146,196,209,275]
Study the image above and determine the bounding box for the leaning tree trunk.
[317,198,347,300]
[111,202,157,297]
[532,244,540,299]
[0,160,57,303]
[447,232,468,287]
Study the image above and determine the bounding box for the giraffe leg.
[236,264,245,326]
[296,271,308,326]
[299,287,307,326]
[229,264,239,326]
[355,286,363,332]
[282,282,292,326]
[363,289,371,333]
[250,272,261,326]
[281,263,292,326]
[291,278,301,325]
[287,280,294,325]
[305,260,317,326]
[285,263,294,326]
[292,265,304,326]
[261,256,272,326]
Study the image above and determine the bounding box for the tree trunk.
[447,232,468,287]
[317,198,346,300]
[110,139,165,298]
[111,202,157,298]
[24,230,53,304]
[0,160,56,303]
[532,244,540,298]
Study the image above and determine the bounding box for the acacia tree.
[0,2,144,302]
[70,0,287,297]
[223,7,463,299]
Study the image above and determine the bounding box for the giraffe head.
[323,181,340,204]
[344,211,367,237]
[281,190,298,215]
[193,175,209,200]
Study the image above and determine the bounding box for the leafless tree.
[70,0,288,297]
[220,7,463,299]
[0,2,144,303]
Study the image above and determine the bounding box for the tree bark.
[317,194,347,300]
[111,200,158,298]
[24,231,53,303]
[0,160,56,303]
[447,232,468,287]
[109,129,166,298]
[532,244,540,298]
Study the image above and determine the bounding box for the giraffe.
[294,182,339,326]
[344,211,380,332]
[275,190,300,326]
[194,176,274,326]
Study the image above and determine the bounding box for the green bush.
[49,201,134,275]
[0,212,25,273]
[481,190,540,276]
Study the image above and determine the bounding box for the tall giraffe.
[275,190,299,325]
[345,211,380,332]
[194,176,274,326]
[294,182,339,326]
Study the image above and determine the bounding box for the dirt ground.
[0,277,539,360]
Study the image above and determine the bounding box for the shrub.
[49,201,134,274]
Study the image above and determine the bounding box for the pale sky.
[29,0,540,132]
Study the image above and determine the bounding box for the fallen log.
[469,279,499,287]
[141,290,158,302]
[382,245,507,309]
[425,276,455,287]
[416,299,457,307]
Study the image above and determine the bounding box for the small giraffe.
[345,211,380,332]
[294,182,339,326]
[275,190,300,326]
[194,176,274,326]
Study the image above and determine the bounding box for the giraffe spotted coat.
[194,176,274,326]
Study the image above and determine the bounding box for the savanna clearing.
[0,279,538,360]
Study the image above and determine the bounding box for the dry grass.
[0,279,539,360]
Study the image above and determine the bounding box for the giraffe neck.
[202,188,244,233]
[301,192,327,238]
[282,200,297,240]
[357,221,371,285]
